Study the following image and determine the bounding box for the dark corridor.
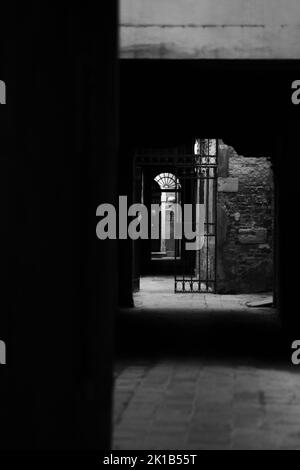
[114,59,300,449]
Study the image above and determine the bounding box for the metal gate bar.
[174,139,218,293]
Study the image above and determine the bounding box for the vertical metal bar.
[196,167,200,292]
[206,164,209,293]
[132,153,137,295]
[191,173,195,291]
[182,178,185,292]
[174,166,179,293]
[199,167,202,291]
[214,140,218,293]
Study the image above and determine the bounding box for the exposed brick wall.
[217,145,273,293]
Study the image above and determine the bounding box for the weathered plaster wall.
[217,145,273,293]
[120,0,300,58]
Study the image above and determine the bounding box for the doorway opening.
[132,138,274,304]
[151,172,181,262]
[134,138,218,294]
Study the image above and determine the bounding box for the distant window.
[194,138,217,157]
[194,138,217,165]
[154,173,180,190]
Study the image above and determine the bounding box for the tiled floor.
[133,276,273,312]
[113,359,300,450]
[113,277,300,450]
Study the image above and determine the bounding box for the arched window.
[154,173,180,190]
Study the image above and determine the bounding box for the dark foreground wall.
[0,4,117,449]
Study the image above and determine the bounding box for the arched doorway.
[151,172,181,261]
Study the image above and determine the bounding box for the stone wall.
[217,144,273,293]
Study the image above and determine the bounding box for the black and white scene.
[1,0,300,459]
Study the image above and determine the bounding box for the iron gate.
[174,139,218,293]
[134,139,218,293]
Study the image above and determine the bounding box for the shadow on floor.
[115,304,293,370]
[116,276,292,367]
[114,282,300,449]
